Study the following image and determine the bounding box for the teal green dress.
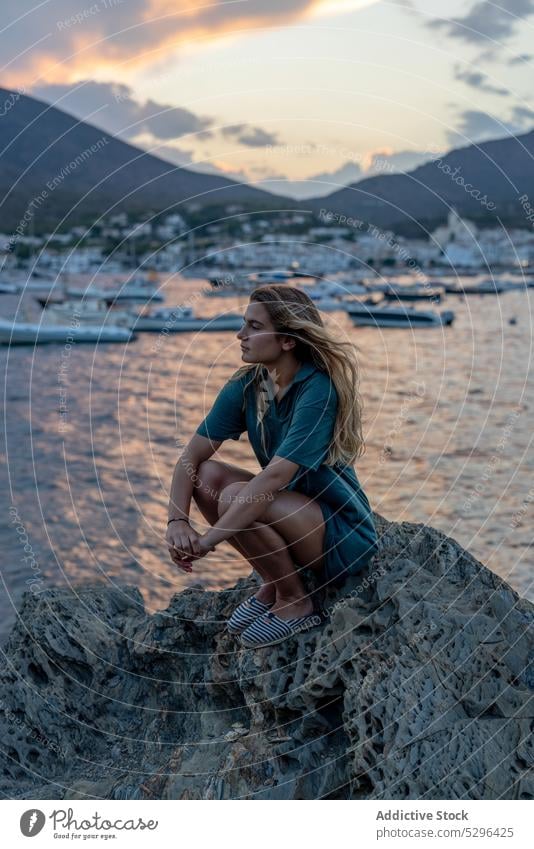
[196,360,379,588]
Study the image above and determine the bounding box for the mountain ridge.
[2,86,534,236]
[0,86,286,234]
[308,128,534,235]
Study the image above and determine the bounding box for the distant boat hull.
[134,313,243,332]
[348,305,455,328]
[382,287,443,302]
[18,280,61,295]
[41,299,135,328]
[0,318,134,344]
[308,298,347,311]
[66,285,164,303]
[444,280,524,294]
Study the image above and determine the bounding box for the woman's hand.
[165,521,216,572]
[166,520,202,573]
[183,535,216,562]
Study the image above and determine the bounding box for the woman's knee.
[192,459,227,505]
[217,481,249,517]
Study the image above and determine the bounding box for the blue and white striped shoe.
[240,609,322,648]
[226,595,274,635]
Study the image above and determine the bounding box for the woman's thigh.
[196,462,326,570]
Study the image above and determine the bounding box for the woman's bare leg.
[217,481,325,619]
[191,460,278,603]
[191,460,325,616]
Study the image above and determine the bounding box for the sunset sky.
[4,0,534,197]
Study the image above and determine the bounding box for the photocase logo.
[20,809,45,837]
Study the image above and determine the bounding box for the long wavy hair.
[232,284,365,466]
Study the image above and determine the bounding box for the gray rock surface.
[0,514,532,800]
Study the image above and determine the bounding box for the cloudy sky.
[4,0,534,197]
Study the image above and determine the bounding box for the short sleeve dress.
[196,360,379,588]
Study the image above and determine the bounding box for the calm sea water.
[1,274,533,643]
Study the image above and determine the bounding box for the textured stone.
[0,514,532,800]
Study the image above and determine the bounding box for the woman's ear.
[281,335,296,352]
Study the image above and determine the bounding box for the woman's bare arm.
[166,434,222,571]
[200,455,299,550]
[167,433,221,523]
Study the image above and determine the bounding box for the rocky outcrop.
[0,514,532,800]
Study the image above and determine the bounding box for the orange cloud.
[3,0,347,88]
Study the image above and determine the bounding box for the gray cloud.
[147,144,256,184]
[453,66,509,96]
[30,80,213,142]
[446,107,534,145]
[508,52,533,64]
[511,104,534,122]
[428,0,534,45]
[221,124,279,147]
[31,82,284,151]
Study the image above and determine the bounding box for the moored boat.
[382,284,444,302]
[347,303,454,328]
[0,317,134,345]
[40,298,136,328]
[67,273,163,303]
[133,306,243,332]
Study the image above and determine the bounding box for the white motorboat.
[295,279,369,311]
[248,270,297,283]
[134,306,244,332]
[363,280,399,293]
[67,273,163,303]
[40,298,137,328]
[204,287,248,298]
[444,279,524,295]
[0,317,134,345]
[382,284,444,302]
[364,280,444,299]
[297,283,347,312]
[338,282,368,295]
[207,272,253,294]
[347,303,455,328]
[0,281,19,294]
[477,278,525,292]
[306,294,347,312]
[207,269,297,294]
[317,277,368,295]
[16,273,66,297]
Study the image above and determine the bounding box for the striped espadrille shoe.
[240,609,322,648]
[226,595,274,635]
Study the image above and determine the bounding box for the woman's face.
[236,302,293,364]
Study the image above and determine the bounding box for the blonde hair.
[232,284,365,466]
